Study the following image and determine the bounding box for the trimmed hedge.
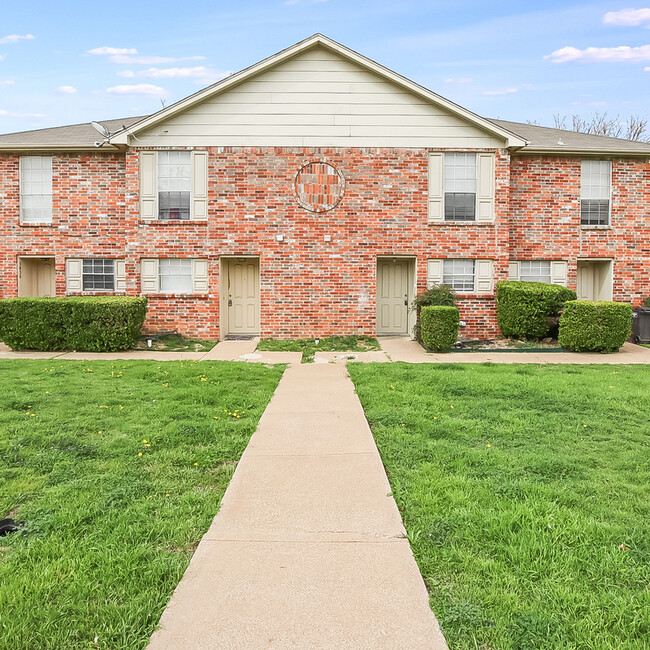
[496,281,577,340]
[644,296,650,308]
[0,296,148,351]
[558,300,632,353]
[420,305,459,351]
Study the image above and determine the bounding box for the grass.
[348,363,650,650]
[133,333,217,352]
[0,359,284,650]
[257,335,380,362]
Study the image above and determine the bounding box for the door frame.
[219,256,261,338]
[576,257,613,301]
[376,255,417,337]
[17,255,56,297]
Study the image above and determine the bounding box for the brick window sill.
[428,221,496,226]
[580,225,612,231]
[66,292,127,296]
[143,292,209,299]
[20,222,54,228]
[455,293,495,299]
[139,220,208,225]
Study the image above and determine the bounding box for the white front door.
[18,258,56,297]
[377,259,410,335]
[223,258,260,336]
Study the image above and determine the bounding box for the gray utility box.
[632,307,650,344]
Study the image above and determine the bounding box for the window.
[20,156,53,224]
[140,258,209,293]
[82,259,115,291]
[158,151,191,220]
[581,160,611,225]
[428,152,494,224]
[443,259,476,291]
[509,260,568,286]
[428,258,494,293]
[444,153,476,221]
[159,258,193,293]
[519,260,551,283]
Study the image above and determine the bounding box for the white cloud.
[0,79,15,85]
[0,34,35,44]
[108,54,205,64]
[545,44,650,62]
[87,46,138,55]
[106,83,166,95]
[444,77,473,84]
[56,85,77,94]
[482,87,518,96]
[117,66,230,83]
[603,8,650,26]
[0,109,45,118]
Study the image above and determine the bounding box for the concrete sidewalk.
[148,363,448,649]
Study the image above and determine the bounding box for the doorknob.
[404,295,408,306]
[228,299,232,307]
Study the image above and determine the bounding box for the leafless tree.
[553,112,650,142]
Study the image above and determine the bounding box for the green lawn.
[348,363,650,650]
[257,335,380,362]
[0,360,284,650]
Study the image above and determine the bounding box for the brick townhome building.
[1,34,649,340]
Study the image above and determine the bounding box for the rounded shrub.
[643,296,650,308]
[0,296,148,351]
[496,281,577,340]
[420,305,459,351]
[558,300,632,353]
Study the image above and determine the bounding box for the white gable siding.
[139,47,505,148]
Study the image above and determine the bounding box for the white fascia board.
[0,144,124,152]
[112,34,527,148]
[516,147,650,157]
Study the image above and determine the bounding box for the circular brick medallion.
[294,162,345,213]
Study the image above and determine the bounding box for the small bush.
[643,296,650,308]
[558,300,632,353]
[497,281,577,340]
[0,296,147,351]
[412,284,457,310]
[420,305,459,351]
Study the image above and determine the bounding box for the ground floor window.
[518,260,551,283]
[140,258,209,294]
[443,259,476,292]
[82,259,115,291]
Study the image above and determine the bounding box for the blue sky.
[2,1,650,134]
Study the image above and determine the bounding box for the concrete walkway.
[148,363,448,649]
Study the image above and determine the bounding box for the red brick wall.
[2,147,648,341]
[509,155,650,306]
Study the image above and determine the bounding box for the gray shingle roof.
[489,118,650,155]
[1,113,650,155]
[0,117,144,149]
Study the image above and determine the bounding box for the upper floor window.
[428,152,494,224]
[444,153,476,221]
[158,151,191,220]
[20,156,52,224]
[581,160,611,226]
[139,150,208,221]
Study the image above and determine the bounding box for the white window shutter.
[115,260,126,292]
[140,151,157,220]
[192,258,209,293]
[476,259,494,292]
[428,153,444,223]
[427,259,443,287]
[141,258,159,293]
[476,153,495,223]
[191,151,208,220]
[551,260,568,286]
[509,261,520,280]
[66,258,82,292]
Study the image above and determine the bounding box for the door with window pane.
[377,259,410,335]
[223,258,260,336]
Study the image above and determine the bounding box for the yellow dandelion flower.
[193,462,198,466]
[165,494,170,497]
[138,452,143,457]
[143,439,147,443]
[487,444,492,448]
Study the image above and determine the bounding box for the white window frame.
[509,260,568,286]
[158,151,191,221]
[518,260,551,283]
[444,153,477,221]
[82,259,115,292]
[428,258,493,293]
[20,156,53,224]
[140,258,209,294]
[442,259,476,292]
[580,160,611,226]
[159,258,193,293]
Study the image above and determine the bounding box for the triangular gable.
[111,34,526,149]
